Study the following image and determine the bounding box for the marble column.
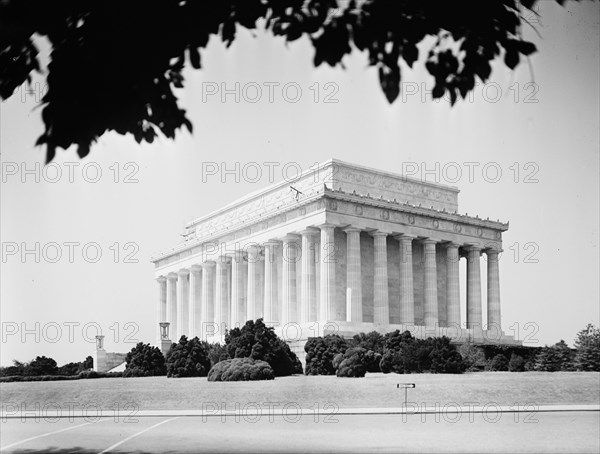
[446,243,461,328]
[372,231,389,325]
[398,235,415,325]
[263,241,279,323]
[466,246,483,329]
[188,265,202,338]
[200,261,215,337]
[300,228,319,324]
[214,257,229,331]
[166,273,178,341]
[319,224,337,322]
[281,234,300,326]
[230,251,245,327]
[344,227,363,322]
[176,269,190,339]
[246,245,263,321]
[156,276,167,342]
[487,248,501,330]
[423,239,438,327]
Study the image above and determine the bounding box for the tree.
[83,355,93,370]
[428,337,466,374]
[165,335,212,378]
[0,360,26,377]
[25,356,58,376]
[508,353,526,372]
[124,342,167,377]
[488,353,509,371]
[205,342,228,367]
[574,324,600,371]
[363,349,383,373]
[351,331,385,354]
[534,340,574,372]
[380,330,428,374]
[224,319,303,376]
[334,347,368,377]
[0,0,572,162]
[57,362,83,376]
[57,355,94,376]
[458,343,487,372]
[304,334,348,375]
[350,331,385,372]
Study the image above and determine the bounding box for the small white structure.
[92,335,127,372]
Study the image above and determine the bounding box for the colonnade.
[156,224,501,341]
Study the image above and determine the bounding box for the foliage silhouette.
[224,318,303,376]
[165,335,212,377]
[123,342,167,377]
[574,324,600,371]
[304,334,349,375]
[334,347,368,377]
[0,0,574,161]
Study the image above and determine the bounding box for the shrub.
[534,340,575,372]
[428,337,466,374]
[304,334,348,375]
[1,355,93,378]
[351,332,385,354]
[207,358,275,382]
[79,370,101,379]
[379,332,465,374]
[124,342,166,377]
[224,319,302,376]
[574,324,600,371]
[165,336,211,378]
[508,353,525,372]
[348,332,383,372]
[332,353,344,370]
[379,351,393,374]
[488,354,509,371]
[335,347,368,378]
[58,362,83,376]
[477,345,542,366]
[364,350,383,372]
[25,356,58,376]
[458,344,487,372]
[0,361,26,377]
[57,356,93,376]
[206,342,228,367]
[0,371,123,382]
[379,331,430,374]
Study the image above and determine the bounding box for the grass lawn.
[1,372,598,411]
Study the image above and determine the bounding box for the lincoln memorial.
[151,159,519,360]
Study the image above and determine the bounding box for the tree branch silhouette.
[0,0,579,162]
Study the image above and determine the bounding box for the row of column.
[359,233,500,330]
[157,225,501,341]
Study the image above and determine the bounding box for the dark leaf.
[189,47,201,69]
[77,143,90,159]
[402,44,419,68]
[505,48,519,70]
[432,83,445,99]
[45,145,56,164]
[517,40,537,56]
[378,63,400,103]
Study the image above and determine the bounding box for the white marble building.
[151,159,519,358]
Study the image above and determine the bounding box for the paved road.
[1,411,598,453]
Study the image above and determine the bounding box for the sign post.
[397,383,416,408]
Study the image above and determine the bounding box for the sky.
[1,1,599,367]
